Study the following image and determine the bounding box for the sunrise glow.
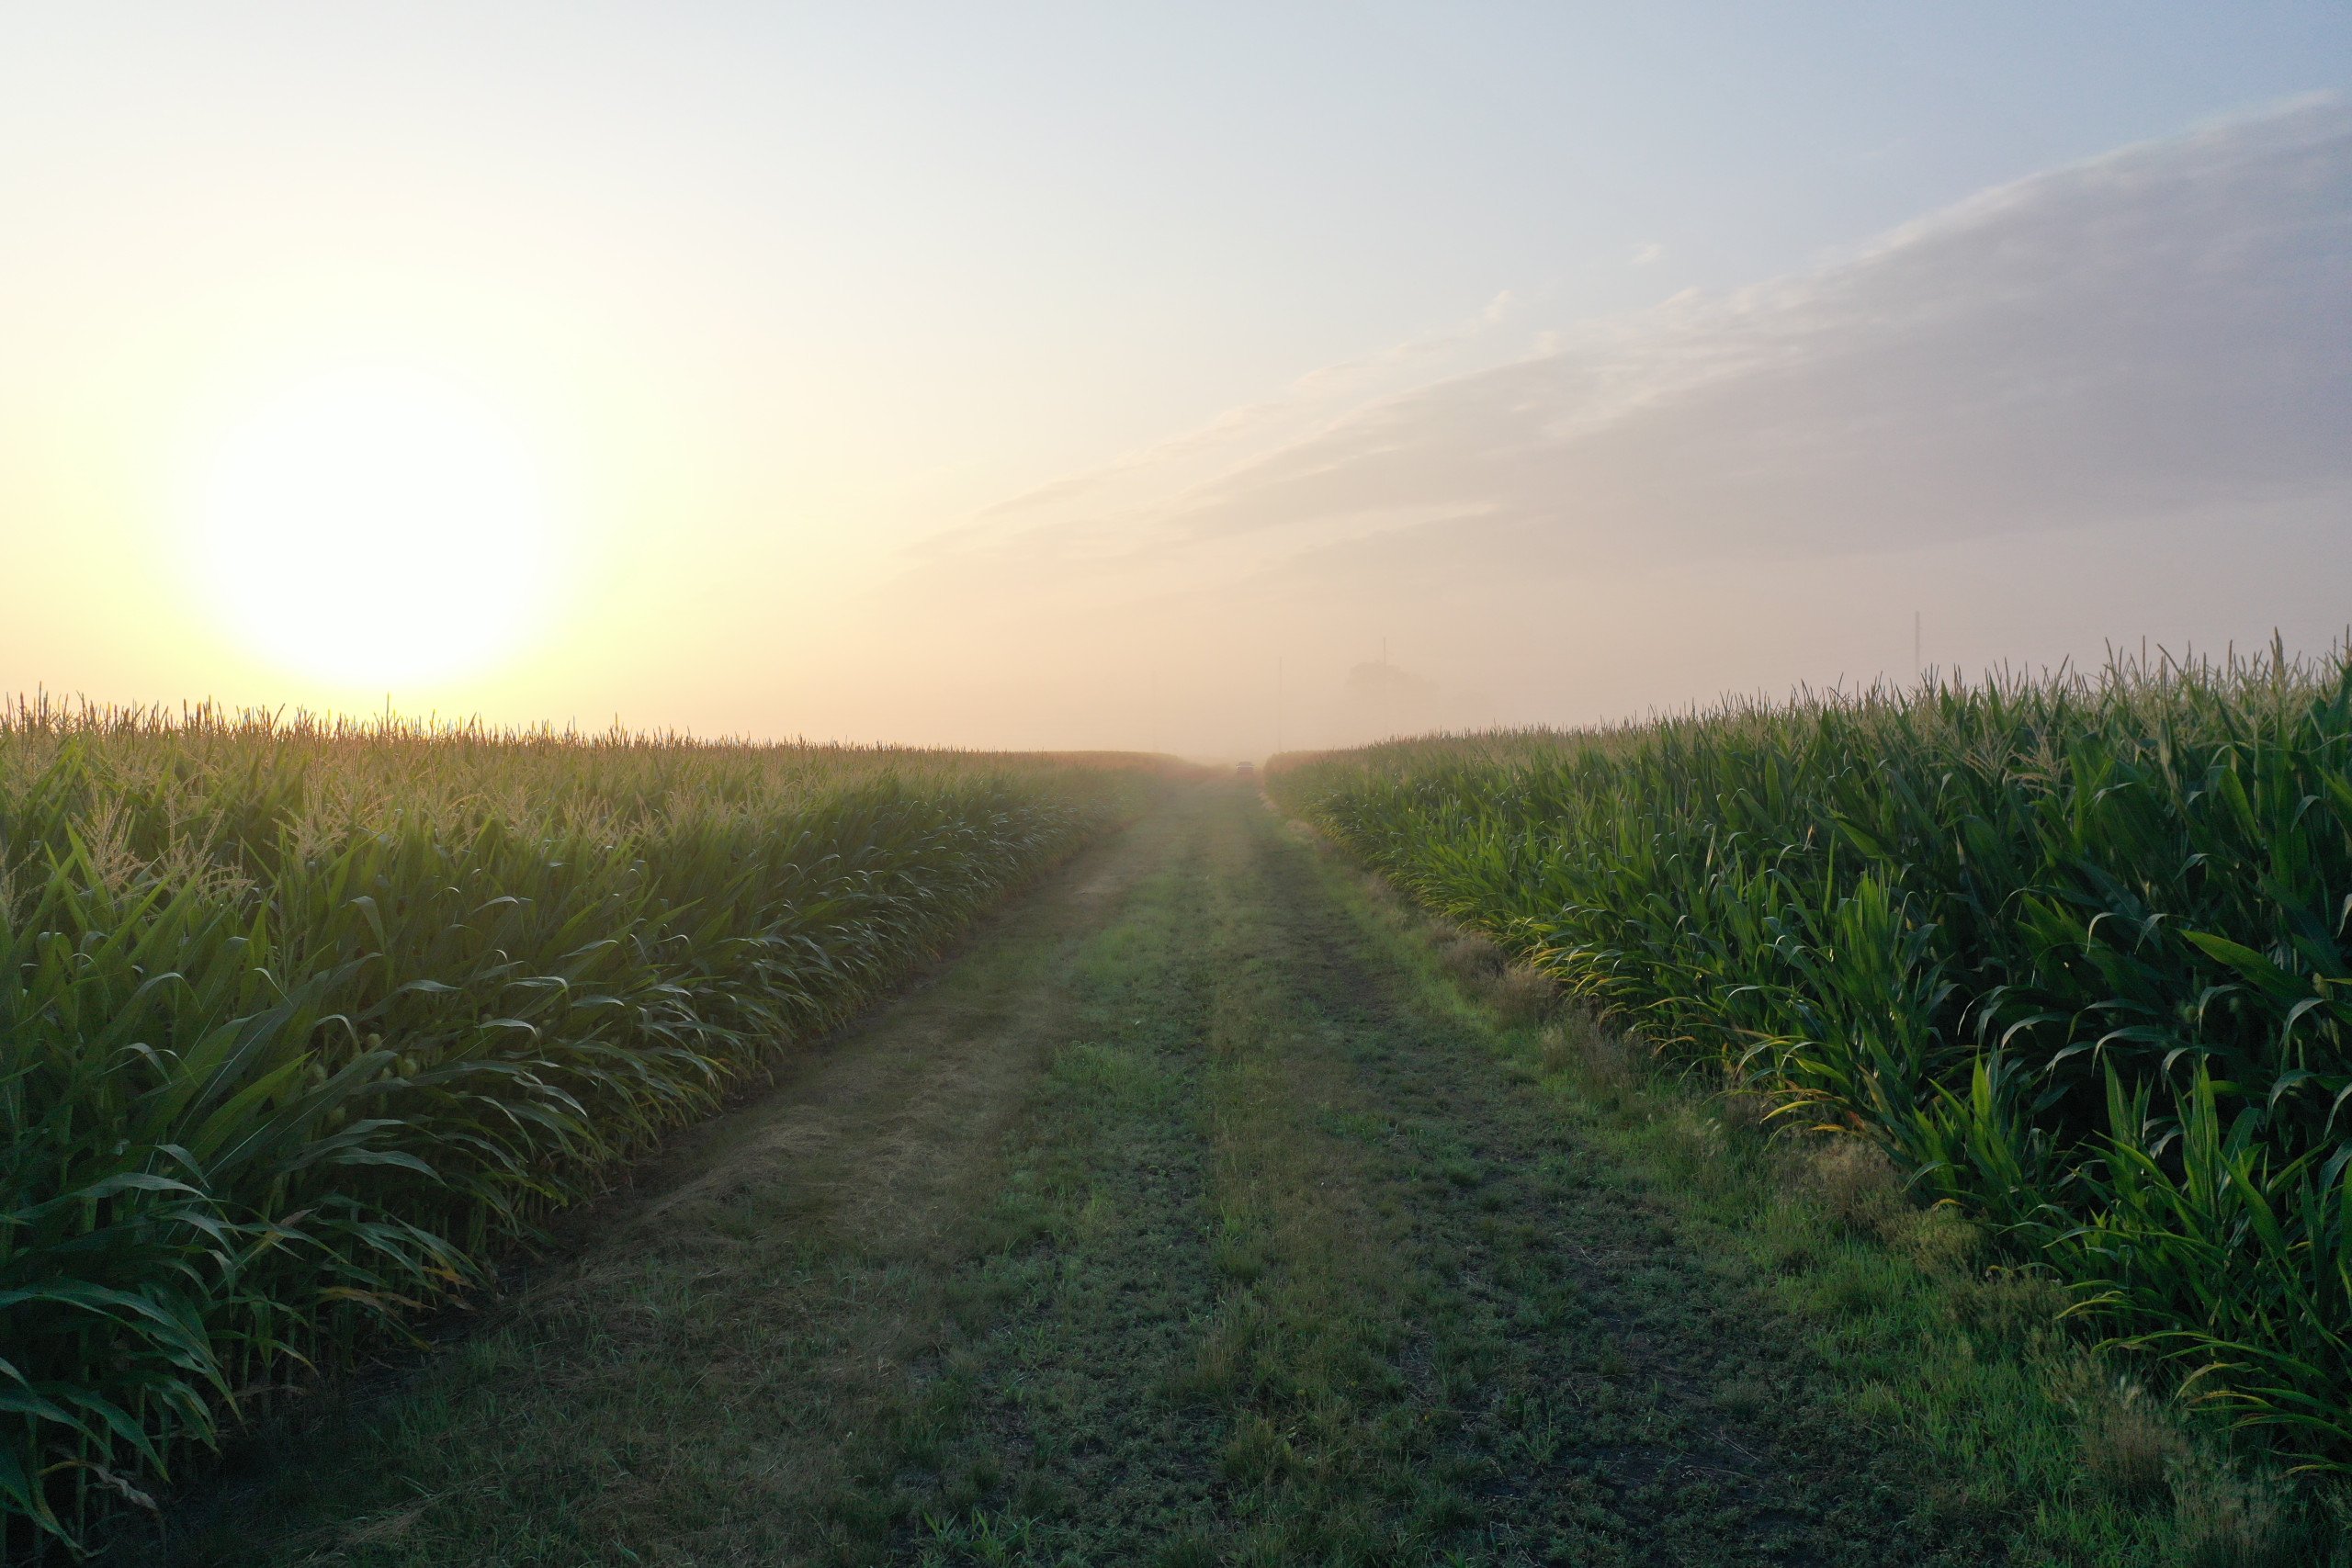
[187,367,554,688]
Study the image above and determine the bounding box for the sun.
[189,367,556,688]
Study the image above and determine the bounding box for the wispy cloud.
[912,288,1531,564]
[922,97,2349,603]
[868,99,2352,750]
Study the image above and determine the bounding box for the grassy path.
[142,784,1990,1566]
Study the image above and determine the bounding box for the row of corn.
[1267,646,2352,1478]
[0,704,1126,1555]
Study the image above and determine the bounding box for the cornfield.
[1268,643,2352,1477]
[0,702,1126,1556]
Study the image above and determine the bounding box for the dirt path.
[145,783,1962,1567]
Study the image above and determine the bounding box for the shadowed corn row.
[1268,643,2352,1477]
[0,703,1128,1555]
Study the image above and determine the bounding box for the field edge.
[1268,799,2345,1568]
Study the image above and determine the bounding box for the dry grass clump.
[1801,1136,1905,1236]
[1713,1083,1776,1141]
[2041,1356,2336,1562]
[1955,1267,2073,1343]
[2079,1390,2188,1505]
[1436,929,1508,984]
[1888,1204,1984,1275]
[2170,1463,2299,1568]
[1538,1010,1644,1094]
[1488,961,1558,1024]
[1797,1139,1991,1275]
[1418,911,1558,1024]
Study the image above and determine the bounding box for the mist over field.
[0,9,2346,754]
[874,102,2352,754]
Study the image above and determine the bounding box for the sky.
[2,4,2347,757]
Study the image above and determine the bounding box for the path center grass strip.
[0,703,1135,1555]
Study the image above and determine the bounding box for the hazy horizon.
[5,6,2347,757]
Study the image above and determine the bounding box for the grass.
[109,782,2328,1564]
[1364,891,2342,1563]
